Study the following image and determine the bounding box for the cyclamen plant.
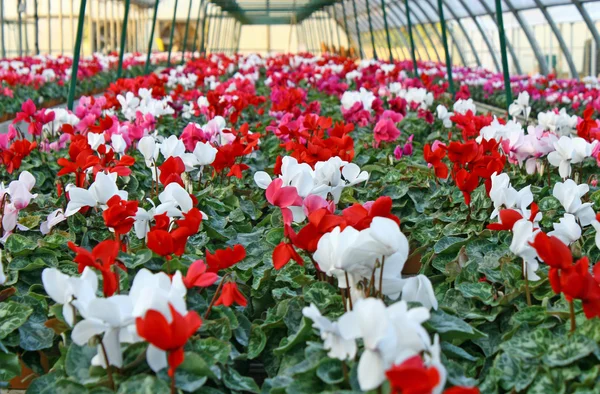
[2,53,600,394]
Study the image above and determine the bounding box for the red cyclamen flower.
[183,260,219,289]
[214,282,247,307]
[136,304,202,377]
[68,240,123,296]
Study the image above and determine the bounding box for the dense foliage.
[1,53,600,394]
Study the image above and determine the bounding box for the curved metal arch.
[326,0,370,55]
[372,7,407,59]
[503,0,549,75]
[385,3,428,61]
[439,0,481,66]
[393,1,433,62]
[532,0,578,77]
[378,7,412,60]
[420,0,468,66]
[338,1,353,52]
[475,0,522,75]
[573,0,600,75]
[410,0,465,66]
[456,0,500,71]
[402,1,441,63]
[374,4,413,60]
[351,0,364,58]
[356,8,393,60]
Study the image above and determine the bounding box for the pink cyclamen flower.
[373,118,401,148]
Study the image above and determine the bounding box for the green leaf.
[116,374,171,394]
[500,328,553,360]
[303,281,341,310]
[191,337,231,365]
[316,359,345,384]
[527,372,565,394]
[179,352,217,380]
[543,335,597,367]
[200,317,232,341]
[223,368,260,393]
[456,282,496,305]
[65,343,97,383]
[248,324,267,359]
[266,228,284,245]
[15,294,54,351]
[425,309,486,340]
[40,380,89,394]
[434,236,468,255]
[5,233,37,255]
[0,352,21,382]
[495,352,539,391]
[274,318,312,356]
[511,306,548,326]
[0,301,33,339]
[119,249,153,269]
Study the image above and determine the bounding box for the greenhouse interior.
[3,0,600,393]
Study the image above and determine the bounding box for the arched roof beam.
[475,0,522,75]
[503,0,549,75]
[438,0,481,66]
[386,2,429,61]
[532,0,578,77]
[394,1,434,62]
[402,0,441,62]
[420,0,468,66]
[456,0,500,71]
[573,0,600,75]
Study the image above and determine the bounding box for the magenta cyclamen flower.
[373,118,401,148]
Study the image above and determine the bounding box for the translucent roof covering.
[326,0,600,76]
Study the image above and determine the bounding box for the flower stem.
[339,287,347,312]
[569,300,576,333]
[378,256,385,300]
[171,371,176,394]
[344,272,353,311]
[204,274,230,319]
[99,338,115,391]
[523,259,531,306]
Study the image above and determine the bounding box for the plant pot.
[402,252,422,275]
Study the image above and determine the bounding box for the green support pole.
[303,21,312,53]
[341,0,351,54]
[217,16,226,52]
[332,6,341,53]
[117,0,131,79]
[225,18,234,54]
[145,0,160,74]
[379,0,393,62]
[192,0,204,58]
[67,0,88,111]
[181,0,194,64]
[17,1,23,57]
[200,2,209,55]
[0,0,4,58]
[404,0,418,75]
[318,16,328,53]
[326,12,335,52]
[167,0,179,65]
[437,0,454,96]
[34,0,39,55]
[221,17,233,54]
[495,0,513,109]
[365,0,377,59]
[211,10,222,53]
[310,19,319,53]
[235,21,242,53]
[351,0,362,58]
